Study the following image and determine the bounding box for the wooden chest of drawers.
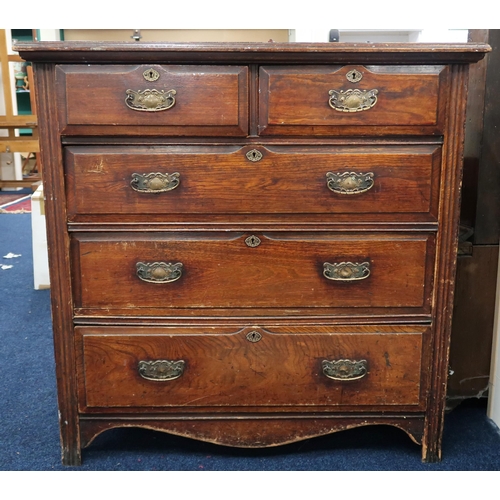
[18,41,489,465]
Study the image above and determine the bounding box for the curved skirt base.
[78,414,428,462]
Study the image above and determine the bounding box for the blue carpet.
[1,214,499,471]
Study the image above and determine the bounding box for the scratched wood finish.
[259,65,448,136]
[71,232,433,312]
[16,41,491,64]
[64,145,441,221]
[56,65,249,136]
[79,416,427,449]
[77,326,424,410]
[17,41,489,465]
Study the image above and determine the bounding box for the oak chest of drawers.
[18,41,489,465]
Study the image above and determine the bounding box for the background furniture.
[0,29,40,190]
[448,30,500,408]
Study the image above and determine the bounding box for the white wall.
[290,29,469,43]
[488,249,500,428]
[37,30,61,41]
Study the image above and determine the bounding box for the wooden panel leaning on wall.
[0,29,40,189]
[448,30,500,404]
[15,41,490,466]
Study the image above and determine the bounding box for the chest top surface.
[15,41,490,64]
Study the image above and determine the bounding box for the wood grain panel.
[79,415,426,450]
[56,64,248,136]
[17,41,491,65]
[31,62,82,466]
[71,231,434,313]
[65,145,441,221]
[259,65,448,136]
[77,326,424,410]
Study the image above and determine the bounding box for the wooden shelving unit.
[0,29,40,190]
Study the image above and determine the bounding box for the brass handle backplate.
[323,261,370,281]
[138,360,185,381]
[322,359,368,381]
[130,172,180,193]
[125,88,177,112]
[326,172,374,195]
[136,261,183,283]
[328,89,378,112]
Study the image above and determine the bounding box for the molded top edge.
[14,41,491,64]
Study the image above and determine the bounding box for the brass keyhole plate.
[245,235,261,247]
[246,331,262,343]
[346,69,363,83]
[246,149,263,162]
[143,68,160,82]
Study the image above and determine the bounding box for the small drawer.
[76,325,426,411]
[65,145,440,222]
[56,64,248,136]
[71,231,435,316]
[259,65,448,136]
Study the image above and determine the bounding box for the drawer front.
[56,64,248,136]
[65,145,440,221]
[77,325,426,410]
[259,65,448,135]
[72,232,434,314]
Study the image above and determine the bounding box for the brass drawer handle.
[130,172,180,193]
[328,88,378,112]
[322,359,368,381]
[323,261,370,281]
[136,261,183,283]
[138,360,185,381]
[125,88,177,112]
[326,172,374,195]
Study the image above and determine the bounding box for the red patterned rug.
[0,195,32,213]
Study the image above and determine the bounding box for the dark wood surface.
[259,65,447,136]
[77,326,425,410]
[64,145,441,221]
[56,64,248,137]
[14,41,491,64]
[448,30,499,402]
[473,30,500,245]
[71,231,433,312]
[79,415,427,450]
[18,41,490,465]
[460,30,489,230]
[449,246,498,400]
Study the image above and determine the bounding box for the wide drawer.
[56,64,248,136]
[71,232,434,316]
[76,325,427,411]
[65,145,441,222]
[259,65,448,136]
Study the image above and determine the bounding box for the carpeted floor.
[1,214,499,471]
